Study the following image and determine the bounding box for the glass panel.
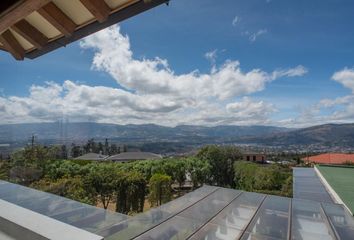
[322,203,354,240]
[189,222,242,240]
[292,168,333,203]
[291,199,334,240]
[104,185,218,239]
[134,215,203,240]
[240,232,282,240]
[159,185,218,214]
[211,192,264,231]
[245,195,290,240]
[0,180,127,235]
[179,188,241,222]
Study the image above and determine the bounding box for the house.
[242,152,266,163]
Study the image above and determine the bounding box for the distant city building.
[303,153,354,164]
[74,153,108,161]
[106,152,162,162]
[242,152,266,163]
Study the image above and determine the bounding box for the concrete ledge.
[0,199,104,240]
[314,166,353,215]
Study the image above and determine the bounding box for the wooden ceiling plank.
[37,2,77,37]
[12,19,48,49]
[0,29,25,60]
[79,0,111,23]
[0,0,50,34]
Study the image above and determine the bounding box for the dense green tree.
[83,164,119,209]
[234,161,258,191]
[234,161,292,196]
[116,172,146,214]
[31,177,95,205]
[71,144,82,158]
[197,145,242,187]
[148,173,172,207]
[0,160,10,180]
[186,157,211,189]
[44,160,83,180]
[281,176,293,197]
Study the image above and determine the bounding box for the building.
[303,153,354,164]
[106,151,162,162]
[74,153,108,161]
[242,152,266,163]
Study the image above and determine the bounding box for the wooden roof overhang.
[0,0,168,60]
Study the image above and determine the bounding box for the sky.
[1,0,354,127]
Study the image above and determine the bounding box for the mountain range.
[0,122,354,148]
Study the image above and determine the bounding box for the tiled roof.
[303,153,354,164]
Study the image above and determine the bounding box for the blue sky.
[1,0,354,127]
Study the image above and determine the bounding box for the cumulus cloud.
[332,67,354,92]
[0,26,307,126]
[285,68,354,127]
[226,97,276,120]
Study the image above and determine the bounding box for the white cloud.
[0,26,307,126]
[232,16,240,26]
[204,49,218,65]
[332,67,354,92]
[226,97,276,120]
[272,65,308,78]
[249,29,268,42]
[285,68,354,126]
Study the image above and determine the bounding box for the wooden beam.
[0,30,25,60]
[79,0,111,23]
[12,19,48,49]
[26,0,169,59]
[0,0,50,34]
[37,2,76,37]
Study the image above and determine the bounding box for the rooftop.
[106,152,162,161]
[1,181,354,239]
[74,153,108,161]
[316,165,354,216]
[293,167,334,203]
[303,153,354,165]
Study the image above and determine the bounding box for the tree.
[0,160,10,180]
[162,159,186,188]
[110,144,118,155]
[104,138,109,155]
[234,161,258,191]
[71,144,82,158]
[83,164,119,209]
[197,145,242,187]
[148,173,172,207]
[61,145,68,159]
[44,160,82,180]
[186,157,211,189]
[116,172,146,214]
[31,177,95,205]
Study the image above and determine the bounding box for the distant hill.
[240,123,354,147]
[1,122,354,148]
[0,122,288,144]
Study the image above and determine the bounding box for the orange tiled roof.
[303,153,354,164]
